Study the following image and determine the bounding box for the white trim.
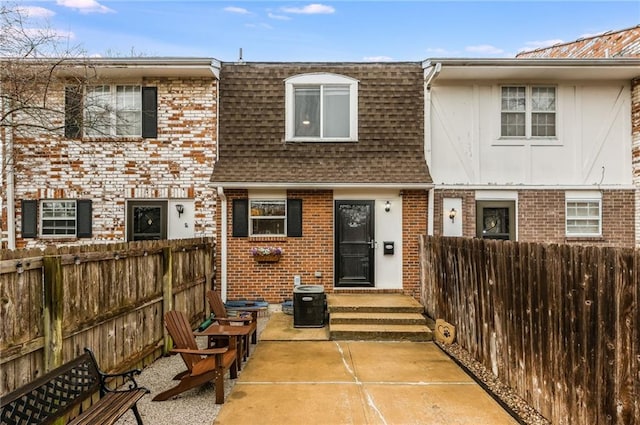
[565,197,602,237]
[40,199,78,238]
[435,184,634,190]
[427,188,434,236]
[284,73,359,142]
[213,182,434,190]
[217,187,228,301]
[565,190,602,200]
[475,190,518,201]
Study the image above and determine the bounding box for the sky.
[10,0,640,62]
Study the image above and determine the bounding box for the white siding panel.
[430,82,632,186]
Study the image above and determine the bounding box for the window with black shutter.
[287,199,303,237]
[21,200,38,238]
[232,199,249,237]
[142,87,158,138]
[77,85,157,138]
[76,200,93,238]
[64,86,82,139]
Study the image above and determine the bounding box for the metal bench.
[0,348,149,425]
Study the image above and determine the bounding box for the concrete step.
[330,324,434,342]
[326,294,424,314]
[330,311,427,326]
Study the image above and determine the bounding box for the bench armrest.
[84,348,148,394]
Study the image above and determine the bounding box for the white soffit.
[423,58,640,81]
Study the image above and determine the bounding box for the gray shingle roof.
[212,62,432,187]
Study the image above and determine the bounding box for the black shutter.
[232,199,248,237]
[287,199,302,237]
[21,200,38,238]
[141,87,158,138]
[76,199,92,238]
[65,86,82,139]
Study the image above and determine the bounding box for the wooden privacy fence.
[0,237,215,397]
[420,235,639,425]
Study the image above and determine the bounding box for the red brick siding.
[433,190,476,238]
[433,189,635,247]
[218,189,428,303]
[518,191,565,242]
[402,190,428,299]
[220,190,334,303]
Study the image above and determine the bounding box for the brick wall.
[402,190,429,298]
[433,189,635,247]
[10,77,218,248]
[218,189,429,303]
[220,189,334,303]
[632,78,640,247]
[433,189,476,237]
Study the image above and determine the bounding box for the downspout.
[2,84,16,249]
[424,62,441,236]
[217,186,228,301]
[6,127,15,249]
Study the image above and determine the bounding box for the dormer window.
[285,73,358,142]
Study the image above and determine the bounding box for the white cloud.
[17,6,56,18]
[363,55,393,62]
[268,12,291,20]
[425,47,459,57]
[579,31,606,39]
[23,27,75,40]
[465,44,505,55]
[56,0,114,14]
[245,23,273,30]
[224,6,251,15]
[281,4,335,14]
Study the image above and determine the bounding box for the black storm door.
[335,201,375,287]
[127,201,167,241]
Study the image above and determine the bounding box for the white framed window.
[565,191,602,237]
[285,73,358,142]
[250,200,286,236]
[41,200,76,237]
[85,84,142,137]
[501,85,556,138]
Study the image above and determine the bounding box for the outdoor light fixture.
[385,201,391,212]
[175,204,184,217]
[449,208,457,223]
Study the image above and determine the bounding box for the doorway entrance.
[476,200,516,240]
[335,200,375,287]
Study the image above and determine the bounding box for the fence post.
[42,253,63,372]
[162,246,173,353]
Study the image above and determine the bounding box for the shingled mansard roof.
[211,62,432,188]
[517,25,640,58]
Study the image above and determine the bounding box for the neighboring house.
[2,58,220,248]
[516,26,640,246]
[425,58,639,247]
[211,62,431,302]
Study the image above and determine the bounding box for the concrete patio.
[213,313,518,425]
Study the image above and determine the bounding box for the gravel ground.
[436,342,551,425]
[114,315,270,425]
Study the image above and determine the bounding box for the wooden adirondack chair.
[206,290,258,348]
[152,310,238,404]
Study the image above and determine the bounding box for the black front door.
[335,201,375,287]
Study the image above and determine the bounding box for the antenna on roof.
[237,48,244,64]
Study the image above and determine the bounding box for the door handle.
[368,240,376,249]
